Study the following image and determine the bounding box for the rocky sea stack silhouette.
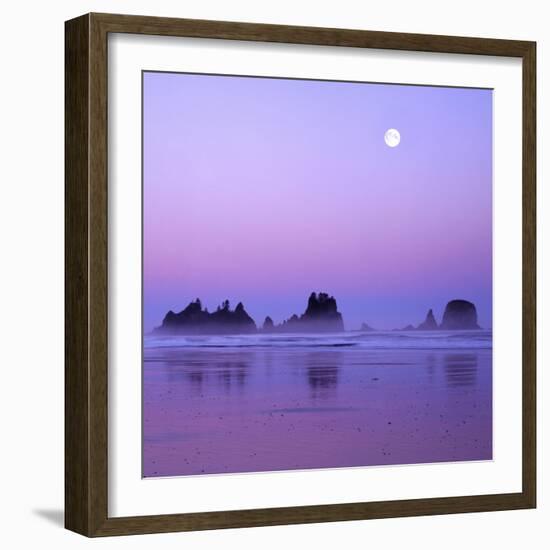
[156,299,256,335]
[412,300,481,330]
[273,292,345,333]
[155,295,482,335]
[262,316,275,332]
[156,292,345,335]
[440,299,481,330]
[417,309,438,330]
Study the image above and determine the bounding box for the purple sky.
[143,72,492,332]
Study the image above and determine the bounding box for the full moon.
[384,128,401,147]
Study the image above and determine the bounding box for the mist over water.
[143,331,492,477]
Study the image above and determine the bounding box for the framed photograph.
[65,13,536,536]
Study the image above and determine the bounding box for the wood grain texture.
[65,12,537,537]
[65,13,91,535]
[92,12,533,56]
[88,13,110,535]
[521,42,537,508]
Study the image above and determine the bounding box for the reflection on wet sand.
[157,350,251,394]
[305,351,341,399]
[144,346,492,477]
[444,353,478,387]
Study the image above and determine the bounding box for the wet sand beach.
[143,331,492,477]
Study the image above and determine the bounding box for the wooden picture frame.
[65,12,536,537]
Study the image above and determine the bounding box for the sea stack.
[156,298,256,334]
[417,309,438,330]
[302,292,344,329]
[440,300,481,330]
[276,292,345,333]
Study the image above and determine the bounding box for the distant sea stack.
[440,300,481,330]
[155,292,345,335]
[262,316,275,332]
[273,292,345,333]
[417,309,438,330]
[303,292,344,329]
[360,323,375,332]
[156,299,256,335]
